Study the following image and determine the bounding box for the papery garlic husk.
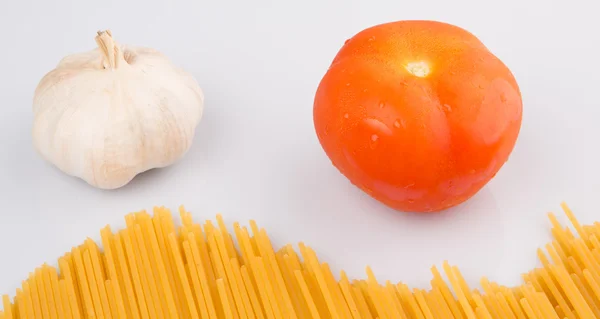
[32,30,204,189]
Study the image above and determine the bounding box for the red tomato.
[313,20,523,213]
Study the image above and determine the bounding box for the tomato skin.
[313,20,522,213]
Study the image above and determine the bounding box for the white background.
[0,0,598,300]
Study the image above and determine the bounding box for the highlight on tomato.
[313,20,523,213]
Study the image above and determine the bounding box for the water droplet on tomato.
[394,119,407,128]
[344,39,350,44]
[369,134,379,149]
[443,104,452,112]
[379,102,385,108]
[408,199,415,204]
[346,82,351,86]
[344,113,349,119]
[363,88,368,93]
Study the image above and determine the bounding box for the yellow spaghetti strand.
[231,258,256,319]
[214,229,248,318]
[338,271,362,319]
[217,279,235,319]
[210,245,240,319]
[241,265,268,319]
[299,243,340,318]
[294,269,321,319]
[22,281,34,319]
[40,266,56,319]
[70,248,94,318]
[85,240,112,318]
[254,256,282,318]
[431,266,464,319]
[443,262,477,319]
[16,289,26,319]
[111,232,141,319]
[151,210,183,317]
[187,232,219,318]
[550,263,595,318]
[275,251,304,318]
[100,226,127,319]
[1,296,11,319]
[255,228,297,318]
[413,288,435,319]
[125,223,157,319]
[431,286,454,319]
[33,268,50,319]
[120,230,150,318]
[397,283,424,319]
[48,268,62,318]
[167,233,200,319]
[138,213,172,317]
[82,250,105,318]
[182,240,210,319]
[56,262,78,319]
[323,263,351,318]
[105,280,119,317]
[132,225,162,318]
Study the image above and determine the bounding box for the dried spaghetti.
[1,202,599,318]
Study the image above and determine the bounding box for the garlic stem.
[95,30,125,69]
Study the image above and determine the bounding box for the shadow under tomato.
[371,186,507,287]
[275,139,508,288]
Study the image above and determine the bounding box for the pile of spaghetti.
[1,203,599,318]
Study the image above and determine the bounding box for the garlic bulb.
[32,30,204,189]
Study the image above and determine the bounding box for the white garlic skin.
[32,31,204,189]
